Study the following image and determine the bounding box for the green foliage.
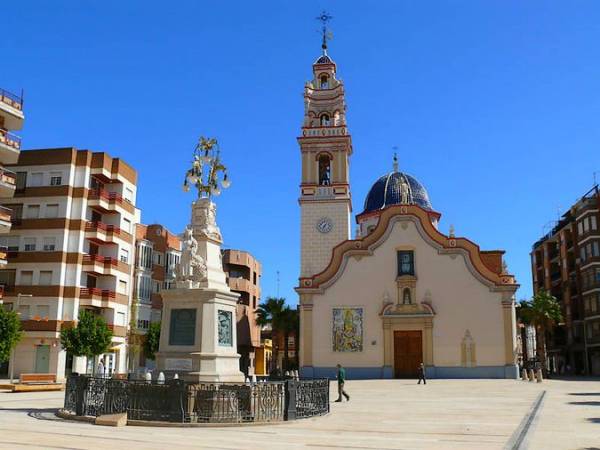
[60,310,112,358]
[0,308,23,363]
[256,297,299,371]
[519,290,563,328]
[144,322,161,360]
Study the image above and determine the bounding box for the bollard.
[173,373,179,380]
[252,374,257,383]
[157,372,165,384]
[145,371,152,383]
[536,369,543,383]
[528,369,535,382]
[522,368,529,381]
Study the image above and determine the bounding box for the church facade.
[296,45,520,379]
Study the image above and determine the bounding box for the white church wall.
[310,217,507,374]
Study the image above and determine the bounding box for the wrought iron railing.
[62,375,329,424]
[0,128,22,150]
[0,88,23,110]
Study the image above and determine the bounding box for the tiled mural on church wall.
[332,307,363,352]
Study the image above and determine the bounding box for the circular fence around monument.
[62,375,330,425]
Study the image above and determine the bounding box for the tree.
[0,308,23,363]
[519,290,563,375]
[256,297,299,373]
[60,310,112,373]
[143,322,161,361]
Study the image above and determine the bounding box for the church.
[296,36,520,379]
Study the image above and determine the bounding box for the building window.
[318,154,331,186]
[45,204,59,218]
[16,172,27,191]
[26,205,40,219]
[320,113,330,126]
[37,305,49,319]
[39,271,52,285]
[124,187,134,203]
[43,237,56,251]
[20,270,33,286]
[30,173,43,187]
[120,248,129,263]
[118,280,128,294]
[23,237,36,252]
[397,251,415,276]
[123,218,132,233]
[50,172,62,186]
[320,74,329,89]
[18,305,30,320]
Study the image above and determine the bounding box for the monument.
[155,137,245,382]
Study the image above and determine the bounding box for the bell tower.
[299,13,352,277]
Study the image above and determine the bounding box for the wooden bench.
[20,373,57,384]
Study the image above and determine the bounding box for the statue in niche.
[399,176,410,205]
[402,288,412,305]
[462,330,476,368]
[176,226,207,286]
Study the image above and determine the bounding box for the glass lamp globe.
[222,178,231,189]
[212,187,221,196]
[188,174,198,184]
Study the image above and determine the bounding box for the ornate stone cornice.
[296,204,519,294]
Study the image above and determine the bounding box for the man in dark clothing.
[335,364,350,402]
[417,362,427,384]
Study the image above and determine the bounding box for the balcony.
[0,167,16,197]
[88,189,134,215]
[0,88,24,130]
[228,276,259,297]
[82,254,129,276]
[0,245,6,265]
[0,128,21,164]
[85,221,131,245]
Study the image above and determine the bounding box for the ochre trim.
[297,204,518,291]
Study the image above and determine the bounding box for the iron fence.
[62,375,328,424]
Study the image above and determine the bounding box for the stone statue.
[176,226,207,286]
[194,200,222,241]
[399,176,410,205]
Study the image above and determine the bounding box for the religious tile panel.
[218,309,233,346]
[169,308,196,346]
[332,307,363,352]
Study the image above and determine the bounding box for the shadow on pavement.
[570,393,600,396]
[569,401,600,406]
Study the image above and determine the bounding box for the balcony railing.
[0,167,16,186]
[82,254,119,267]
[0,88,23,111]
[0,128,21,150]
[80,288,116,298]
[89,189,123,204]
[85,221,123,235]
[0,205,11,222]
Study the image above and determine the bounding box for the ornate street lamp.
[182,136,231,198]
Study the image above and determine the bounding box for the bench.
[20,373,57,384]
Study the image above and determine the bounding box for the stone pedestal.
[155,199,244,383]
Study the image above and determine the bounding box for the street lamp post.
[9,293,33,384]
[182,136,231,197]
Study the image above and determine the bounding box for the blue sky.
[4,1,600,304]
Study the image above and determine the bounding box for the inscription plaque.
[169,308,196,346]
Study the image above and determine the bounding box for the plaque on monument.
[169,308,196,345]
[217,310,232,346]
[165,358,193,371]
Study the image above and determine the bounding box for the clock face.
[316,217,333,234]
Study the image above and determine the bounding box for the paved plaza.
[0,379,598,450]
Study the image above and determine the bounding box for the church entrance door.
[393,330,423,378]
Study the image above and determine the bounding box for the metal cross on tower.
[316,11,333,53]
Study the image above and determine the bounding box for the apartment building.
[222,249,262,376]
[0,87,24,282]
[0,88,24,378]
[130,223,181,370]
[0,148,139,379]
[531,184,600,375]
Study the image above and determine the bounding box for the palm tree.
[256,297,286,372]
[519,290,563,375]
[279,307,299,372]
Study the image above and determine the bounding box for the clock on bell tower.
[298,17,352,278]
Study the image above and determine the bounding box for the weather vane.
[182,136,231,199]
[316,10,333,53]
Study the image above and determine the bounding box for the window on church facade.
[318,154,331,186]
[320,113,330,126]
[397,251,414,276]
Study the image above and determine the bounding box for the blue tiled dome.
[362,171,432,213]
[315,54,334,64]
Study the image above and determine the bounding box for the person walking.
[417,362,427,385]
[335,364,350,402]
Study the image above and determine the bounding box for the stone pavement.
[0,378,598,450]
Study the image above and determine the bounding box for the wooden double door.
[393,330,423,378]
